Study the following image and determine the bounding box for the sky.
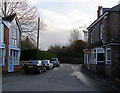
[27,0,119,50]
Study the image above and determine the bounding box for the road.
[2,64,120,92]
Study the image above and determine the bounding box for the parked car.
[23,60,46,74]
[42,60,54,70]
[50,58,60,67]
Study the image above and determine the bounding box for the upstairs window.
[0,23,4,44]
[90,31,93,43]
[100,23,104,40]
[12,28,17,46]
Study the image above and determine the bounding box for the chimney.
[97,6,102,18]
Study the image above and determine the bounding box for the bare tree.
[68,29,80,44]
[0,0,38,41]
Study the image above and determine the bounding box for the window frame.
[90,31,93,43]
[106,48,111,64]
[0,23,4,44]
[100,23,103,40]
[0,48,5,66]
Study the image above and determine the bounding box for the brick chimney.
[97,6,102,18]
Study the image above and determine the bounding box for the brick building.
[0,14,22,72]
[84,4,120,78]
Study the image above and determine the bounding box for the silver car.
[42,60,54,70]
[50,58,60,67]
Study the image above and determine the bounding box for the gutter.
[88,12,108,30]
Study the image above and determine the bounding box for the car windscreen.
[28,61,38,64]
[42,60,48,63]
[50,59,57,61]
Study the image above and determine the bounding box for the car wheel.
[39,69,42,74]
[44,67,47,72]
[24,70,28,74]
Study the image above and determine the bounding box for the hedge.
[20,49,55,61]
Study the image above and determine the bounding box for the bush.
[20,49,55,61]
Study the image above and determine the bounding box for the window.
[0,23,4,44]
[90,31,93,43]
[106,48,111,64]
[100,24,104,40]
[97,53,105,61]
[12,28,17,46]
[0,48,3,66]
[90,49,96,64]
[13,50,19,65]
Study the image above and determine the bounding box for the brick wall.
[2,27,9,72]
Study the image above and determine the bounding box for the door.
[9,49,14,72]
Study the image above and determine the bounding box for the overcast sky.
[27,0,119,50]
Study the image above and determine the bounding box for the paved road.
[2,64,120,92]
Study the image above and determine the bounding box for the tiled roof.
[107,4,120,12]
[2,13,16,22]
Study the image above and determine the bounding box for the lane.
[2,64,100,91]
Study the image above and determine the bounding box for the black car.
[23,60,46,74]
[50,58,60,67]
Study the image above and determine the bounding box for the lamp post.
[79,25,88,42]
[83,30,88,42]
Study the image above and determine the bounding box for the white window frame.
[90,49,96,64]
[13,50,20,65]
[0,23,4,44]
[90,32,93,43]
[0,48,5,66]
[96,48,105,63]
[106,48,111,64]
[90,48,105,64]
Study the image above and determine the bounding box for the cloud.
[28,0,118,50]
[27,0,91,3]
[37,7,95,50]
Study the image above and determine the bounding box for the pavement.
[81,67,120,91]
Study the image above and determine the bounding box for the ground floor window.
[106,48,111,64]
[0,48,4,66]
[90,49,96,64]
[10,49,20,65]
[97,53,105,62]
[84,52,87,64]
[90,48,105,64]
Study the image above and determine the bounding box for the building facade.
[0,14,22,72]
[84,4,120,78]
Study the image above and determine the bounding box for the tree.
[21,36,36,50]
[68,40,87,57]
[0,0,38,42]
[68,28,81,44]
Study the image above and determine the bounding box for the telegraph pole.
[37,17,40,59]
[37,17,40,50]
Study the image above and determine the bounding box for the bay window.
[0,48,4,66]
[0,23,4,44]
[106,48,111,64]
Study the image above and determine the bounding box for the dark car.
[23,60,46,74]
[50,58,60,67]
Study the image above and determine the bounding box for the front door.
[9,50,14,72]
